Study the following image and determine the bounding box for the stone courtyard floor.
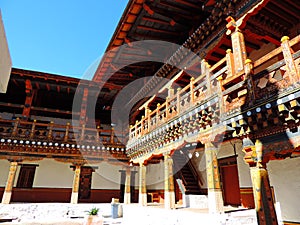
[0,203,123,225]
[0,203,258,225]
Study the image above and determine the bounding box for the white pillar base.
[70,192,79,204]
[164,191,175,209]
[1,191,12,204]
[208,189,224,214]
[139,193,147,206]
[124,192,131,204]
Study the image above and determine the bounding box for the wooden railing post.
[217,76,225,113]
[96,126,100,144]
[110,127,115,144]
[165,98,169,119]
[48,121,54,140]
[140,116,145,135]
[147,108,151,132]
[281,36,300,83]
[11,117,20,137]
[226,49,235,78]
[201,60,212,96]
[176,88,181,115]
[156,103,160,125]
[190,77,195,104]
[30,120,36,139]
[64,122,70,142]
[226,16,247,75]
[135,121,138,137]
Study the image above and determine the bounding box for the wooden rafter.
[142,16,173,26]
[285,0,300,11]
[261,8,293,28]
[159,0,198,14]
[271,0,300,20]
[12,79,19,87]
[152,5,193,21]
[173,0,203,10]
[137,25,179,35]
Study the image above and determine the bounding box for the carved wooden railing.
[222,35,300,116]
[129,58,224,141]
[127,34,300,159]
[0,118,127,160]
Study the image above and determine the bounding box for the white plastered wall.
[0,10,12,93]
[268,157,300,222]
[0,159,10,186]
[191,150,207,188]
[146,161,164,190]
[0,159,21,187]
[32,159,73,188]
[1,158,135,190]
[91,161,122,189]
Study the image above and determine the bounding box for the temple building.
[0,0,300,224]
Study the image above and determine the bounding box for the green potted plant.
[84,207,103,225]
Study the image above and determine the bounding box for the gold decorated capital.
[281,36,289,42]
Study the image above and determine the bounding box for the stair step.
[173,154,202,195]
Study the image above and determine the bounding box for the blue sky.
[0,0,129,79]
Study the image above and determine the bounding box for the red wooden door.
[219,157,241,206]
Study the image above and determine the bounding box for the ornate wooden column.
[164,153,175,209]
[205,142,224,213]
[124,167,131,204]
[70,164,82,204]
[22,79,35,120]
[1,161,18,204]
[243,139,278,225]
[79,87,89,125]
[138,163,147,206]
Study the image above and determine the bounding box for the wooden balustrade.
[0,118,124,146]
[129,59,226,141]
[128,34,300,145]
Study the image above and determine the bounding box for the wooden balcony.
[127,34,300,162]
[0,119,128,162]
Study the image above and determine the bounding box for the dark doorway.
[119,170,126,203]
[218,156,241,206]
[16,164,38,188]
[79,167,94,200]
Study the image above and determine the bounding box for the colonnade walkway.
[0,203,259,225]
